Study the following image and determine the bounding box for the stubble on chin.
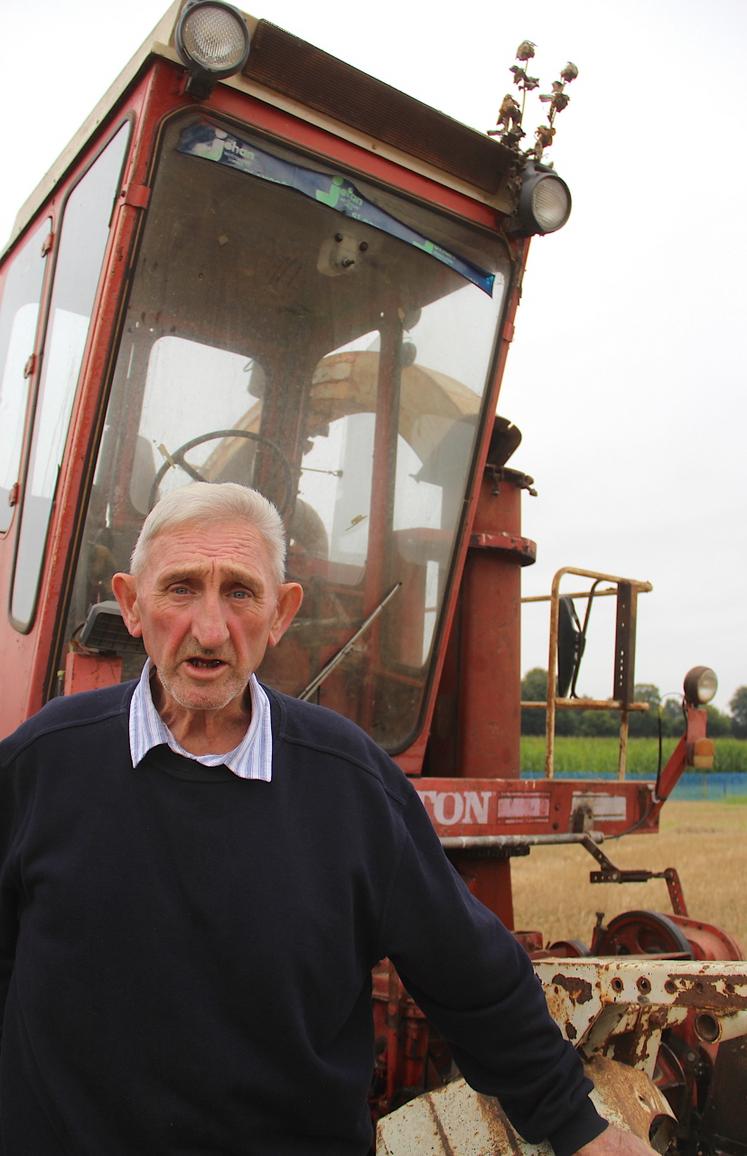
[154,667,247,715]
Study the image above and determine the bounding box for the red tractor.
[0,4,744,1149]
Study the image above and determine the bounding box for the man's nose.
[192,594,230,649]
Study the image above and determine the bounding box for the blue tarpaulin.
[177,123,495,296]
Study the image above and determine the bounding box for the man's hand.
[575,1123,658,1155]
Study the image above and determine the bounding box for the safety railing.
[521,567,653,779]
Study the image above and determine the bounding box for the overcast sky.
[2,0,745,711]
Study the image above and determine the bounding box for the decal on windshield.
[177,124,495,296]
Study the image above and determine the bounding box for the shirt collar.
[129,659,273,781]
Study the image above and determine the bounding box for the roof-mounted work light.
[511,162,572,237]
[175,1,252,98]
[683,665,718,707]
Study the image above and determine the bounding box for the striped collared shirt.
[128,659,273,781]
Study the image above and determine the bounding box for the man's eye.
[170,585,191,596]
[230,589,252,600]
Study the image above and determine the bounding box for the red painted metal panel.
[0,64,177,733]
[457,469,530,780]
[63,652,123,695]
[208,85,501,228]
[414,777,659,838]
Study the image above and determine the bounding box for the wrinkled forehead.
[137,518,276,584]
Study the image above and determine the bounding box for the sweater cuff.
[548,1097,608,1156]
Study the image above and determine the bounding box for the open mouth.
[186,658,225,670]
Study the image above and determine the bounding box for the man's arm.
[380,789,620,1153]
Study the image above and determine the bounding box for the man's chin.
[158,672,246,715]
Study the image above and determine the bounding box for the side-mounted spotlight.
[175,1,252,99]
[510,161,572,237]
[683,666,718,707]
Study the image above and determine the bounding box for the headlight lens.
[683,666,718,706]
[531,177,572,233]
[514,165,572,237]
[176,2,251,78]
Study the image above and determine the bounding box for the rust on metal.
[468,530,536,565]
[584,1056,675,1151]
[424,1092,457,1156]
[376,1077,548,1155]
[376,1059,674,1154]
[669,973,747,1013]
[533,957,747,1094]
[551,973,594,1004]
[472,1092,524,1156]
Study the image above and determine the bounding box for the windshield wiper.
[299,582,402,702]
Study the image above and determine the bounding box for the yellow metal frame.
[521,567,653,779]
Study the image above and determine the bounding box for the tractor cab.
[1,5,744,1151]
[59,113,510,755]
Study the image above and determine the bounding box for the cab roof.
[9,0,518,251]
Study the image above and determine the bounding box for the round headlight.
[514,164,572,237]
[531,177,572,232]
[176,1,251,80]
[683,666,718,706]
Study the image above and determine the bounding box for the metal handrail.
[523,567,653,780]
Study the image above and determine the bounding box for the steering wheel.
[149,429,294,514]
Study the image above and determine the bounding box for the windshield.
[64,115,510,751]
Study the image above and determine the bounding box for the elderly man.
[0,483,652,1156]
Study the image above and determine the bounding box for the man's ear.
[111,573,143,638]
[268,582,304,648]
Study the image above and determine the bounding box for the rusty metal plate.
[534,958,747,1080]
[376,1056,675,1155]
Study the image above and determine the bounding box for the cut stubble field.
[510,800,747,954]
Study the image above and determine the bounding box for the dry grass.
[510,801,747,954]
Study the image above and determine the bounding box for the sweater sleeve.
[379,789,607,1155]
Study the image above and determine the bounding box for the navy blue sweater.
[0,683,605,1154]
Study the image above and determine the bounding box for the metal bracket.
[581,834,688,916]
[122,183,151,210]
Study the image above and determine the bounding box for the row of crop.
[520,736,747,775]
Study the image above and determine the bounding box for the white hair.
[130,483,286,584]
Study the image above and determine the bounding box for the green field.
[520,736,747,775]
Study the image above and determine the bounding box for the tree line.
[521,669,747,738]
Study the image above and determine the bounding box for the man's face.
[113,518,302,716]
